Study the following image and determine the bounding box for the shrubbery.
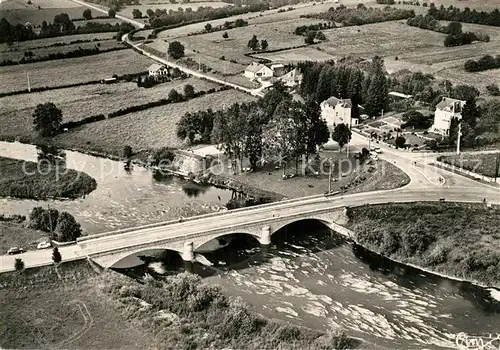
[464,55,500,72]
[102,272,360,349]
[428,4,500,27]
[29,207,82,242]
[302,6,415,26]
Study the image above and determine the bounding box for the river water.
[0,141,231,233]
[2,141,500,348]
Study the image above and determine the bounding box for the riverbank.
[346,202,500,288]
[0,156,97,200]
[0,260,360,349]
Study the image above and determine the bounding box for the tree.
[305,31,316,44]
[146,8,155,17]
[304,98,329,162]
[446,21,462,35]
[331,123,352,151]
[123,145,133,159]
[183,84,196,99]
[55,212,82,242]
[204,23,212,32]
[316,31,326,40]
[33,102,63,137]
[132,9,142,18]
[461,97,479,130]
[168,88,183,102]
[364,56,388,117]
[395,135,406,148]
[82,9,92,20]
[177,112,200,144]
[108,8,116,17]
[14,258,24,271]
[152,147,175,166]
[260,39,268,51]
[168,41,184,59]
[52,247,62,264]
[222,31,229,39]
[29,206,59,233]
[247,35,259,50]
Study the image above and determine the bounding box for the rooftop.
[148,63,165,71]
[436,97,465,110]
[323,96,353,108]
[245,62,268,73]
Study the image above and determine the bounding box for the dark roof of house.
[436,97,465,110]
[323,96,352,108]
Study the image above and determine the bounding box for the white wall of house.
[149,67,169,77]
[244,66,273,80]
[432,100,465,135]
[321,102,356,128]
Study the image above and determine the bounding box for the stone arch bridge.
[77,196,353,269]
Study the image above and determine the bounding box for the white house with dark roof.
[320,96,359,128]
[148,63,169,78]
[244,62,273,80]
[431,97,466,135]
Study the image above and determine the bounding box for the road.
[122,33,264,96]
[69,0,146,28]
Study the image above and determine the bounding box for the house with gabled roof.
[148,63,169,78]
[431,97,466,135]
[244,62,273,81]
[320,96,360,128]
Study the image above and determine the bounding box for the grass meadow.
[50,89,256,154]
[0,0,86,26]
[0,77,219,140]
[0,48,154,93]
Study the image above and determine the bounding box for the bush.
[14,258,24,271]
[54,212,82,242]
[464,54,500,72]
[29,206,59,232]
[486,84,500,96]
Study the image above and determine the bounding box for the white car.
[375,148,382,154]
[37,241,51,250]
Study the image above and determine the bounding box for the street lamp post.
[328,158,332,193]
[456,121,462,155]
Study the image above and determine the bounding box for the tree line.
[407,15,489,46]
[149,3,269,28]
[0,16,134,43]
[302,5,415,26]
[464,55,500,72]
[428,4,500,27]
[298,57,389,118]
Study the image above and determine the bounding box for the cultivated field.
[1,38,123,62]
[0,49,154,93]
[0,78,219,140]
[0,0,86,26]
[51,89,256,153]
[254,46,334,62]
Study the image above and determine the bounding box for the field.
[0,261,157,349]
[1,38,123,62]
[0,48,154,93]
[118,1,228,19]
[0,221,48,253]
[50,89,256,154]
[254,46,335,62]
[347,202,500,287]
[0,78,219,139]
[0,0,86,26]
[439,152,500,178]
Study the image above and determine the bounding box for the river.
[119,220,500,349]
[0,141,232,233]
[2,141,500,348]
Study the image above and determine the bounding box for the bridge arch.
[96,246,183,269]
[193,230,261,252]
[271,217,335,236]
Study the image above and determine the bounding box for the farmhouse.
[320,96,359,128]
[271,63,287,77]
[148,63,169,78]
[244,62,273,80]
[431,97,466,135]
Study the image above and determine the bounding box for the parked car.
[7,247,24,255]
[375,148,382,154]
[37,241,51,250]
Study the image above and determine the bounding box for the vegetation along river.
[2,141,500,348]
